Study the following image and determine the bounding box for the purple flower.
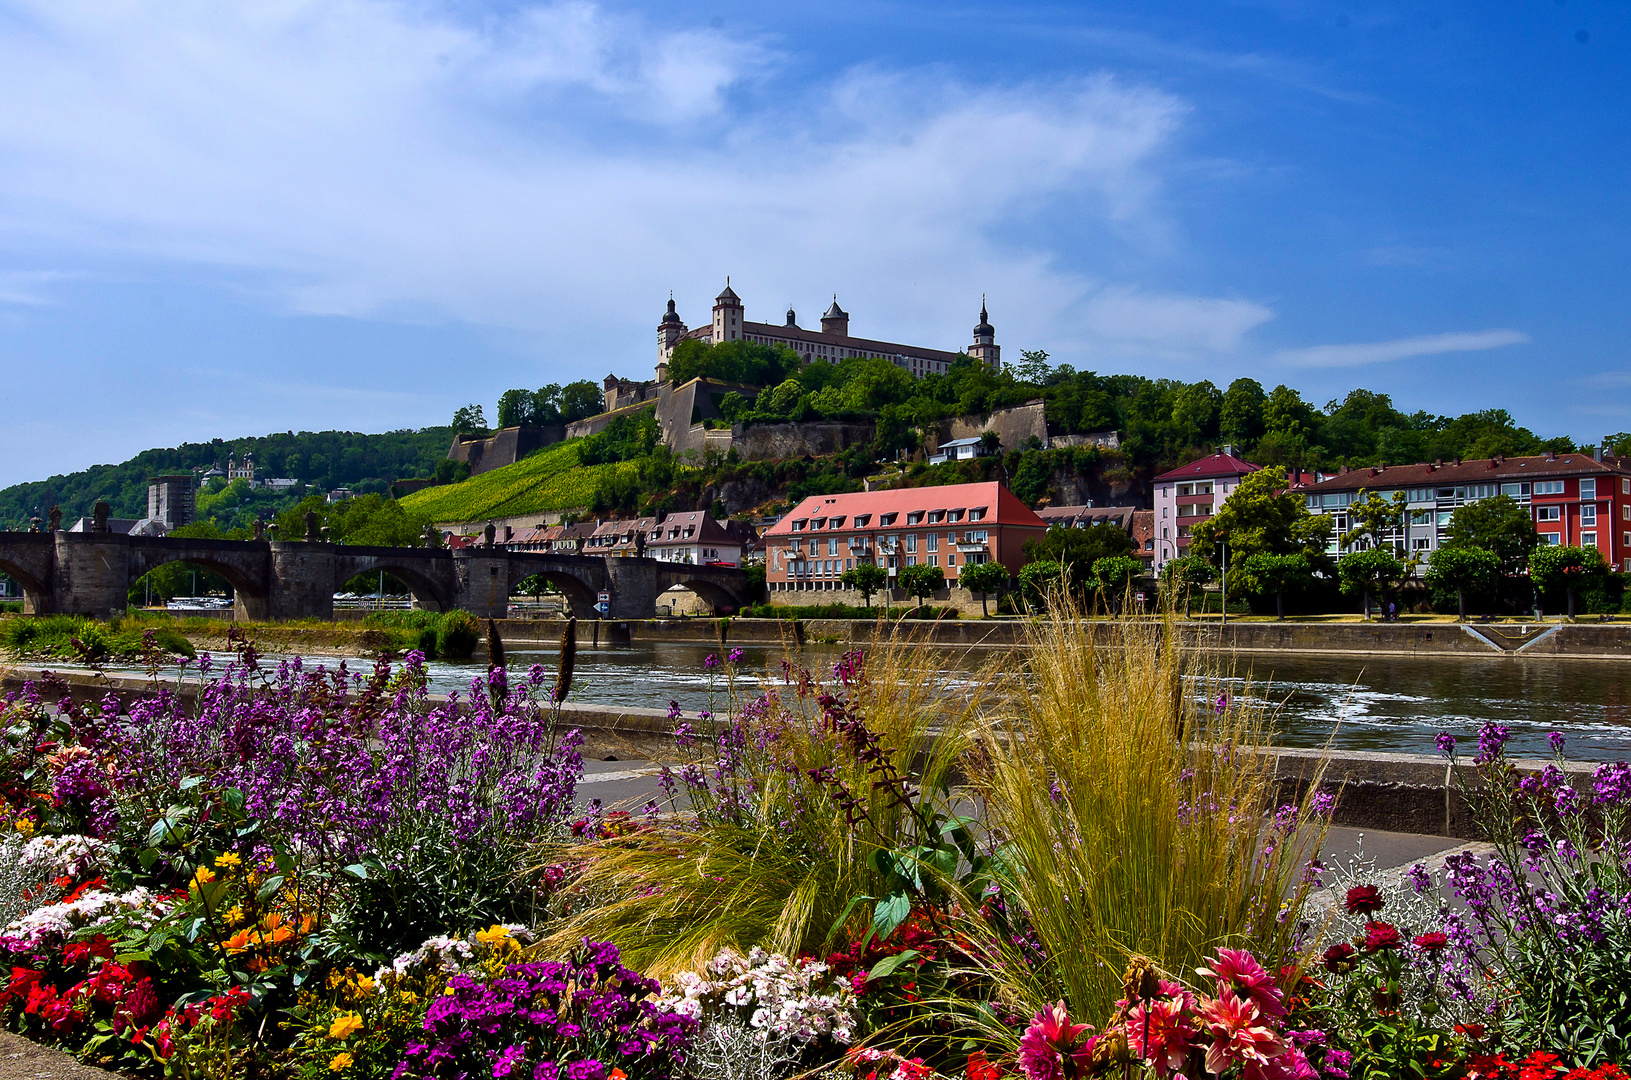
[1549,730,1567,754]
[1594,762,1631,806]
[1476,722,1510,762]
[1324,1049,1352,1079]
[667,700,682,721]
[727,648,745,663]
[1407,862,1433,895]
[1434,731,1456,757]
[488,667,508,695]
[703,654,720,670]
[528,664,546,688]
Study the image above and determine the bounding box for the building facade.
[656,283,1001,381]
[1150,451,1262,571]
[761,481,1046,594]
[1301,450,1631,570]
[645,511,749,566]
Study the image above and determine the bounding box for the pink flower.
[1018,1002,1091,1080]
[1198,990,1284,1079]
[1196,947,1286,1019]
[1126,996,1197,1072]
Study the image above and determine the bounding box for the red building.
[762,481,1046,596]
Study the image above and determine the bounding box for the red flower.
[1322,943,1357,973]
[1344,885,1385,916]
[1413,932,1449,952]
[1363,922,1403,951]
[966,1051,1003,1080]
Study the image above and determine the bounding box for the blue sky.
[0,0,1627,487]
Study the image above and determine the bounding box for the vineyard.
[399,440,633,522]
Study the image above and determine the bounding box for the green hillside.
[0,428,453,530]
[400,440,635,523]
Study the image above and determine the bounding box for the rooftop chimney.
[1545,450,1557,462]
[1434,458,1443,467]
[1595,445,1604,463]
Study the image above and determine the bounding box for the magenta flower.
[1196,948,1286,1019]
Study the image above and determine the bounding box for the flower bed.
[2,613,1629,1080]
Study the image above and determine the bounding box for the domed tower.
[969,296,1000,370]
[820,296,849,338]
[712,277,743,343]
[785,305,797,327]
[656,295,687,381]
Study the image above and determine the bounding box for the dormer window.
[927,510,945,523]
[792,520,808,531]
[854,514,872,528]
[969,507,987,522]
[830,516,845,528]
[812,518,826,530]
[907,511,925,525]
[947,509,964,522]
[879,513,898,526]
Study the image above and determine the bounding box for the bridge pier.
[268,543,336,621]
[604,557,658,619]
[52,533,131,619]
[453,549,511,618]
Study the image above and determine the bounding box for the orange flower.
[222,927,256,954]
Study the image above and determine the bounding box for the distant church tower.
[656,295,687,381]
[712,278,743,343]
[968,297,1000,370]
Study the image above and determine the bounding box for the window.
[1501,482,1530,499]
[947,509,964,522]
[880,513,898,526]
[812,518,825,530]
[946,553,955,566]
[1536,506,1562,522]
[905,555,917,566]
[1411,510,1431,525]
[1626,532,1631,549]
[791,539,803,555]
[1583,533,1598,549]
[1582,505,1597,526]
[828,538,839,556]
[1581,478,1597,500]
[968,507,987,522]
[1535,481,1565,495]
[907,511,925,525]
[927,510,945,523]
[1541,533,1562,545]
[905,534,917,553]
[1624,479,1630,495]
[928,555,938,566]
[1624,505,1631,521]
[792,519,808,531]
[854,514,872,527]
[1413,537,1432,550]
[927,534,938,552]
[831,516,845,528]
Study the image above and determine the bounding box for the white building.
[645,511,747,566]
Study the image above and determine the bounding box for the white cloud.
[0,0,1263,364]
[1275,328,1530,368]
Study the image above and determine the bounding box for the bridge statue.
[484,522,497,548]
[47,507,61,532]
[92,502,110,534]
[304,511,322,543]
[253,519,266,541]
[422,524,441,549]
[0,529,749,623]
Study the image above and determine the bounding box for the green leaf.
[343,863,371,881]
[822,894,875,948]
[256,875,285,903]
[222,787,245,814]
[865,949,921,982]
[137,847,160,871]
[871,892,911,941]
[179,776,203,791]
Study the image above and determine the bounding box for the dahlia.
[1196,948,1286,1018]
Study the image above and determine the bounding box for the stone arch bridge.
[0,532,751,621]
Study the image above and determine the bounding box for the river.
[406,640,1631,762]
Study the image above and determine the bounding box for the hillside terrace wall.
[6,664,1595,840]
[446,426,565,476]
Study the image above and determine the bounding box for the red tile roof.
[1153,452,1262,482]
[764,481,1044,535]
[1305,453,1630,493]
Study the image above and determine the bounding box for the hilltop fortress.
[448,284,1073,473]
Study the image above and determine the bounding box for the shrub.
[435,610,481,659]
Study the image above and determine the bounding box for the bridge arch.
[128,548,270,620]
[663,574,746,615]
[505,555,603,619]
[336,556,452,612]
[0,555,50,614]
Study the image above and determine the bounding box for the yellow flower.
[223,906,245,927]
[214,852,243,869]
[474,925,510,947]
[353,976,375,997]
[328,1013,363,1040]
[329,1053,354,1071]
[192,866,216,887]
[14,818,35,837]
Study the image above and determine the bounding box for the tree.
[1444,495,1541,575]
[958,559,1008,617]
[1188,468,1332,567]
[1423,546,1500,621]
[897,561,946,609]
[558,381,604,423]
[496,389,534,428]
[451,404,487,434]
[977,429,1002,456]
[1012,348,1052,385]
[1337,548,1406,619]
[1219,378,1267,448]
[1159,555,1215,617]
[1530,545,1608,621]
[1091,555,1146,613]
[1023,524,1137,590]
[1343,488,1409,555]
[1239,553,1313,620]
[840,562,889,608]
[1018,559,1065,610]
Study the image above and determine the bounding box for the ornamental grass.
[948,586,1332,1037]
[533,632,976,978]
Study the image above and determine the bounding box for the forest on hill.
[0,428,453,530]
